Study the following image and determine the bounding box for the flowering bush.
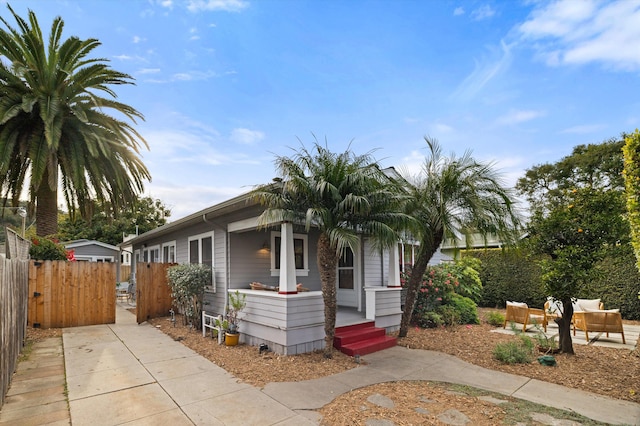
[166,263,212,329]
[405,261,480,328]
[29,237,69,260]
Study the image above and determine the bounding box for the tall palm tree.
[0,5,150,236]
[398,138,521,337]
[253,141,408,358]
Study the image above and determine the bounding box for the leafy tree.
[526,188,628,354]
[516,137,625,215]
[518,136,633,354]
[252,141,408,358]
[0,6,150,237]
[57,196,170,246]
[623,129,640,271]
[397,138,521,337]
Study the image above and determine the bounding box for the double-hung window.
[162,241,176,263]
[270,231,309,276]
[188,232,215,291]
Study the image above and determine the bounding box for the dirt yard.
[142,308,640,425]
[25,308,638,425]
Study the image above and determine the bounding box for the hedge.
[463,246,640,320]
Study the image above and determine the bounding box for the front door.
[336,246,360,308]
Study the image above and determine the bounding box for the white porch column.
[387,244,402,287]
[278,222,298,294]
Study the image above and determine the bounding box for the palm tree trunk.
[35,168,58,236]
[398,233,443,337]
[317,233,339,358]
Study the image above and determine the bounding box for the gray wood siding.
[71,245,118,259]
[363,238,384,287]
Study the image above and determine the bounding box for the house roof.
[121,190,257,247]
[64,239,119,251]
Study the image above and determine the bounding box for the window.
[162,241,176,263]
[188,232,215,291]
[338,247,354,289]
[399,241,420,273]
[270,231,309,276]
[143,245,160,263]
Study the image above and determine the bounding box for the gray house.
[125,191,405,355]
[64,239,119,263]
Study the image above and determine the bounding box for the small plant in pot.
[224,290,246,346]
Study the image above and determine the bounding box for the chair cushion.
[507,301,528,308]
[585,308,619,313]
[576,298,601,311]
[546,297,563,314]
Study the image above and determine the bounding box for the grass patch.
[493,337,534,364]
[485,311,505,327]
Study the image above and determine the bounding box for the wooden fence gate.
[136,262,175,324]
[28,260,116,328]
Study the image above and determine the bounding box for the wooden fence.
[136,262,175,324]
[0,255,29,407]
[28,260,116,328]
[120,264,132,282]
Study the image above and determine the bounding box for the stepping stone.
[366,420,395,426]
[367,393,395,409]
[530,412,583,425]
[420,396,436,403]
[415,407,430,415]
[437,409,471,425]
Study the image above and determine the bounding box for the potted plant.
[224,290,246,346]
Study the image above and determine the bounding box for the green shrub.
[434,305,460,326]
[166,263,212,329]
[485,311,505,327]
[29,237,68,260]
[464,249,546,308]
[493,337,534,364]
[415,311,444,328]
[442,293,479,325]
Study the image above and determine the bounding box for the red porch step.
[334,322,397,356]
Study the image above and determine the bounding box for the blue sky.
[6,0,640,219]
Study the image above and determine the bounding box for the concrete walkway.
[2,304,640,425]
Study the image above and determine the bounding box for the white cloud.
[432,123,454,134]
[496,109,546,126]
[187,0,249,12]
[137,68,161,74]
[451,40,513,101]
[132,36,143,44]
[113,54,133,61]
[560,124,606,134]
[518,0,640,70]
[230,128,265,145]
[453,7,465,16]
[471,4,496,21]
[161,0,173,7]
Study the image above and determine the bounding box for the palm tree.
[253,140,408,358]
[397,138,521,337]
[0,5,150,236]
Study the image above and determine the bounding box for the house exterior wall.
[238,290,325,355]
[70,245,118,261]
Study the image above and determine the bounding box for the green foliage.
[58,197,171,246]
[445,257,483,303]
[226,290,247,333]
[529,188,629,302]
[397,138,522,337]
[623,129,640,272]
[441,293,479,325]
[493,335,534,364]
[0,6,150,236]
[414,311,444,328]
[485,311,505,327]
[465,249,546,308]
[166,264,212,329]
[590,245,640,320]
[29,237,69,261]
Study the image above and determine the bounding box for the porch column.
[387,244,402,287]
[278,222,298,294]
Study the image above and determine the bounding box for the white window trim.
[188,231,215,292]
[161,240,177,263]
[270,231,309,277]
[144,245,160,263]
